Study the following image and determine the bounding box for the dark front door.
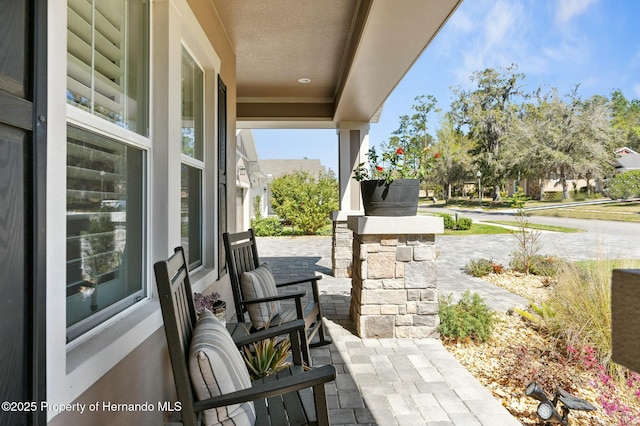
[0,1,47,425]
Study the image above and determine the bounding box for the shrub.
[440,213,456,229]
[438,291,495,343]
[529,256,563,276]
[438,213,473,230]
[270,170,338,235]
[251,216,283,236]
[464,258,494,277]
[605,170,640,199]
[510,255,563,276]
[543,191,563,201]
[456,217,473,230]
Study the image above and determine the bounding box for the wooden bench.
[154,247,336,425]
[223,229,331,366]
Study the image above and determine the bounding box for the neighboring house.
[235,129,259,230]
[504,148,640,198]
[615,147,640,172]
[0,1,462,424]
[253,159,326,216]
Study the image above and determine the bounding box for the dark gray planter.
[360,179,419,216]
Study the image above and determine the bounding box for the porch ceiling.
[210,0,462,129]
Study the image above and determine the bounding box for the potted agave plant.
[353,145,439,216]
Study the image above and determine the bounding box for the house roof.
[259,159,326,178]
[208,0,462,128]
[615,147,639,155]
[616,152,640,171]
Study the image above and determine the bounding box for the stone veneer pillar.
[330,210,361,278]
[347,215,444,338]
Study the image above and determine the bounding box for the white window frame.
[46,0,221,417]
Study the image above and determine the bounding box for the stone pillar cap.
[347,215,444,235]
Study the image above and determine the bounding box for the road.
[420,205,640,266]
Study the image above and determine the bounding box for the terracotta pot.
[360,179,419,216]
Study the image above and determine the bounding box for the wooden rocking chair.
[223,229,332,364]
[154,247,336,425]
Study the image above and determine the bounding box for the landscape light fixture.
[525,381,596,425]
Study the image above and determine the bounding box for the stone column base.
[330,211,361,278]
[348,215,444,338]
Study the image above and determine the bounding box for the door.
[0,1,47,425]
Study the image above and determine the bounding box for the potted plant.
[353,146,439,216]
[193,291,226,323]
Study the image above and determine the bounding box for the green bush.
[464,258,494,277]
[605,170,640,199]
[438,291,495,343]
[270,170,338,235]
[510,255,563,276]
[440,213,456,229]
[530,256,564,276]
[542,191,563,201]
[438,213,472,230]
[251,217,283,236]
[456,217,473,230]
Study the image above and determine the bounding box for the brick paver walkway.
[258,235,520,426]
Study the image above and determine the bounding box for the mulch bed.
[442,273,640,425]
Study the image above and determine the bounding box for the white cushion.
[189,310,256,426]
[241,263,281,329]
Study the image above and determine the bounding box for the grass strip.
[484,220,584,233]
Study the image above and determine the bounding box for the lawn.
[483,220,584,233]
[530,201,640,222]
[442,223,512,236]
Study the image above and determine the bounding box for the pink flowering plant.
[193,291,221,315]
[353,146,439,184]
[567,345,640,425]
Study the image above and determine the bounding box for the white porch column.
[331,122,369,277]
[337,121,369,211]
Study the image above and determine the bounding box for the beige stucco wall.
[48,329,174,425]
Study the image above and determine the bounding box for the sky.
[252,0,640,173]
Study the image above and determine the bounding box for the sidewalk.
[258,235,521,426]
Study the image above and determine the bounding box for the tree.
[385,95,439,186]
[451,65,526,201]
[506,87,615,199]
[432,113,474,200]
[269,170,338,235]
[610,89,640,152]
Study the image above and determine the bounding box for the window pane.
[181,47,203,160]
[67,0,149,136]
[181,164,202,269]
[66,125,145,340]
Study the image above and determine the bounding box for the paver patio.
[257,235,521,426]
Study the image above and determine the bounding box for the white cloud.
[451,0,525,84]
[555,0,599,24]
[483,0,521,47]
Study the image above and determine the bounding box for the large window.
[67,0,149,136]
[181,47,204,269]
[66,126,146,341]
[66,0,149,341]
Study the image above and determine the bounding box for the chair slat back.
[223,229,261,322]
[154,247,199,425]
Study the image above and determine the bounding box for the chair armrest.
[275,275,322,288]
[192,365,337,412]
[239,291,306,306]
[233,319,305,347]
